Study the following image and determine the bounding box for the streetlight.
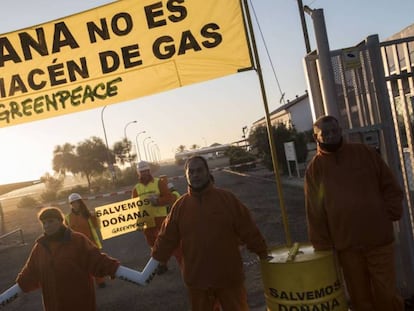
[124,120,137,167]
[135,131,146,162]
[149,141,157,163]
[153,143,160,162]
[143,136,152,161]
[146,140,155,162]
[101,105,115,184]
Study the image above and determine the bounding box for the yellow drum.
[260,243,349,311]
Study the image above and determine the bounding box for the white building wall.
[289,97,312,132]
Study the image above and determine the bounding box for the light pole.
[143,136,152,161]
[124,120,137,167]
[135,131,146,162]
[149,141,156,163]
[146,140,155,162]
[242,126,248,149]
[153,143,160,162]
[101,106,115,183]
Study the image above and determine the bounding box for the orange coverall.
[305,142,404,311]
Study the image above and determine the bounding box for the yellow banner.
[0,0,251,127]
[95,197,156,240]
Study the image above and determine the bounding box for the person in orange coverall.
[16,207,120,311]
[65,193,106,288]
[304,115,404,311]
[131,161,181,274]
[151,155,268,311]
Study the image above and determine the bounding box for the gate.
[304,27,414,296]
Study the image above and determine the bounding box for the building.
[251,92,312,133]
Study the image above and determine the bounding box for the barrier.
[0,228,25,245]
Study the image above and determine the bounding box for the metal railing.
[0,228,25,245]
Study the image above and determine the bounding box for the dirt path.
[0,163,306,310]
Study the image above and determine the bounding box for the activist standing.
[304,115,404,310]
[151,155,268,310]
[65,193,106,288]
[132,161,181,274]
[13,207,120,311]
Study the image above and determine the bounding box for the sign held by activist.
[95,197,156,240]
[0,0,252,127]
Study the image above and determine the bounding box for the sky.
[0,0,413,185]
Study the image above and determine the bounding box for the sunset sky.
[0,0,413,184]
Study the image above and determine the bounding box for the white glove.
[115,258,159,286]
[0,284,22,308]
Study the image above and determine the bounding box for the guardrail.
[0,228,25,245]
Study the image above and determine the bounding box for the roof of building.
[253,92,308,125]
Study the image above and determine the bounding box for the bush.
[249,124,309,175]
[40,191,58,203]
[225,146,256,171]
[17,196,41,209]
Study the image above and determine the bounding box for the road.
[0,161,307,310]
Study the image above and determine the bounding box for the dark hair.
[38,207,64,222]
[74,199,92,218]
[313,115,339,132]
[184,155,210,171]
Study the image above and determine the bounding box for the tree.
[75,137,109,190]
[190,144,199,150]
[224,146,256,168]
[176,145,186,153]
[40,173,64,202]
[113,138,135,166]
[249,124,309,174]
[52,137,111,191]
[52,143,77,176]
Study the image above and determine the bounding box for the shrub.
[17,196,41,209]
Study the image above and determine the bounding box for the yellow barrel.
[260,243,349,311]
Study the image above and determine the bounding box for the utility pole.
[297,0,311,53]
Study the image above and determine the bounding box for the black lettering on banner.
[0,22,78,68]
[0,57,89,98]
[145,2,166,28]
[87,12,133,43]
[152,24,222,60]
[28,69,47,91]
[52,22,80,53]
[20,28,49,60]
[277,297,340,310]
[96,199,151,217]
[145,0,187,29]
[99,44,142,74]
[0,37,22,67]
[269,283,342,301]
[201,23,222,48]
[102,209,150,228]
[166,0,187,23]
[178,30,201,55]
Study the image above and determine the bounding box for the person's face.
[70,200,81,211]
[186,158,210,189]
[138,169,151,180]
[41,218,62,235]
[313,120,342,144]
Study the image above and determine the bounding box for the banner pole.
[242,0,292,246]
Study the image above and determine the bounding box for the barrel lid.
[266,244,332,264]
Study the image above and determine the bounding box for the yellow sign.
[342,48,361,70]
[0,0,252,127]
[95,197,156,240]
